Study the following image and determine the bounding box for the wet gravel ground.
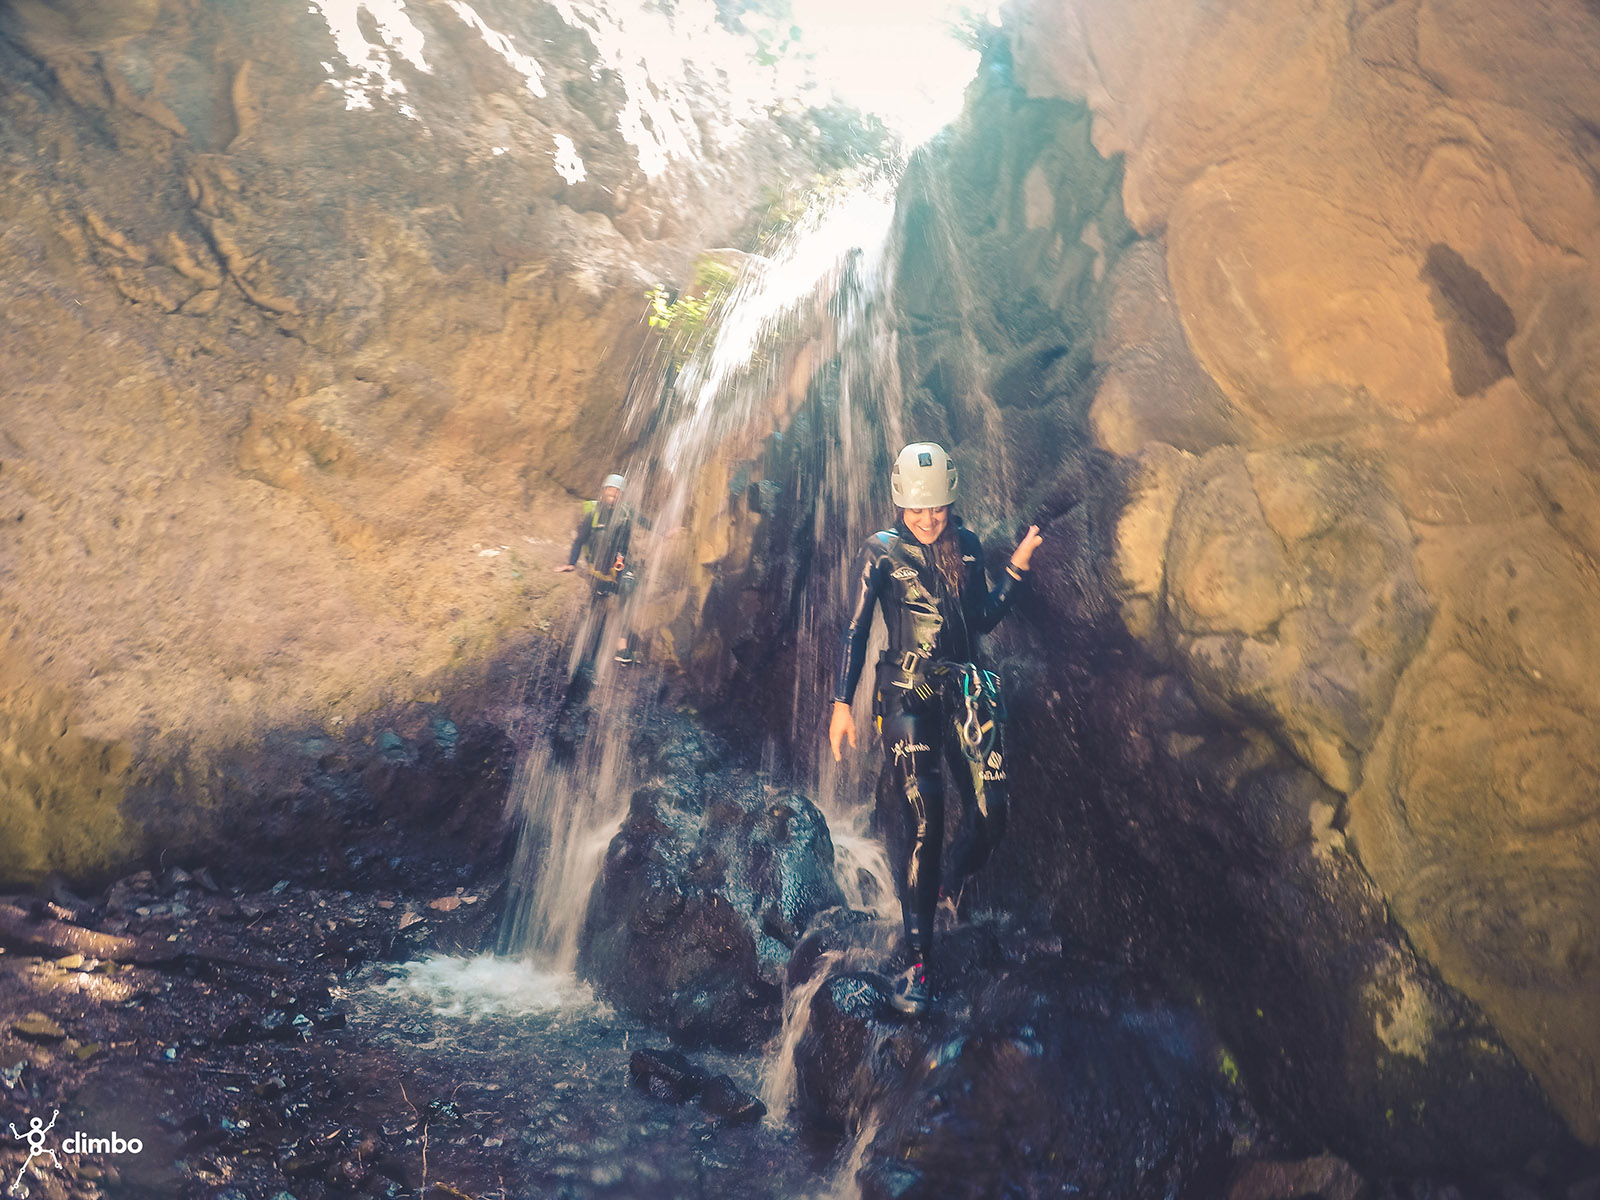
[0,869,836,1200]
[8,857,1596,1200]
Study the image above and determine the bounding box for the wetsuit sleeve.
[568,509,590,566]
[833,542,885,704]
[970,534,1023,635]
[613,512,633,563]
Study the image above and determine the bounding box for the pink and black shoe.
[889,961,931,1017]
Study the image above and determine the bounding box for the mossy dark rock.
[578,772,845,1048]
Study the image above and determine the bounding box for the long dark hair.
[899,509,965,595]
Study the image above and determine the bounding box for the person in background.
[555,472,647,665]
[828,442,1043,1016]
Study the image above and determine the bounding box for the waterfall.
[495,661,666,968]
[815,1112,882,1200]
[760,949,842,1120]
[499,178,908,969]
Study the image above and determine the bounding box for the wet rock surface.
[789,917,1240,1200]
[777,911,1600,1200]
[627,1047,767,1124]
[0,865,830,1199]
[995,0,1600,1144]
[576,714,846,1047]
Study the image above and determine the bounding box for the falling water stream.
[342,178,921,1200]
[494,182,906,977]
[320,5,999,1191]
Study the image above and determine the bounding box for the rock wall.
[879,0,1600,1164]
[6,0,1597,1172]
[0,0,830,884]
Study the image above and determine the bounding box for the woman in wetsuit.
[828,442,1043,1015]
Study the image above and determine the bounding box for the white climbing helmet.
[890,442,957,508]
[602,473,625,491]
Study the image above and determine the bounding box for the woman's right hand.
[829,701,856,761]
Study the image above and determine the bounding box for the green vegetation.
[749,162,886,253]
[646,254,741,366]
[1216,1046,1242,1088]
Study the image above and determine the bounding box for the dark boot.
[889,959,930,1017]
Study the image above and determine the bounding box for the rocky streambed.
[0,868,832,1200]
[10,852,1595,1200]
[4,699,1598,1200]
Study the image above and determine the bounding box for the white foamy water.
[814,1111,881,1200]
[373,953,602,1018]
[760,950,841,1121]
[834,832,894,920]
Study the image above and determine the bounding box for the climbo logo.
[7,1112,142,1195]
[9,1112,60,1196]
[891,740,932,764]
[61,1131,144,1155]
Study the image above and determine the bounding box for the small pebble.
[13,1012,65,1040]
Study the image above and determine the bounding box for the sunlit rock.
[0,0,838,884]
[1161,445,1431,794]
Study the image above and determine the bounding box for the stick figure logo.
[8,1111,61,1195]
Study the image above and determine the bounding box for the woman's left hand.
[1011,524,1043,572]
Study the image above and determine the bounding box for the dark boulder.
[578,776,845,1047]
[699,1074,767,1125]
[793,920,1235,1200]
[628,1047,708,1103]
[627,1049,767,1124]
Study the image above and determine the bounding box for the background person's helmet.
[890,442,957,508]
[602,473,626,491]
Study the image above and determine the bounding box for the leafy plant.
[646,254,741,365]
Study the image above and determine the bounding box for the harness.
[580,500,629,593]
[882,649,1005,764]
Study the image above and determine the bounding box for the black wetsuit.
[568,500,637,587]
[568,500,649,665]
[833,518,1023,961]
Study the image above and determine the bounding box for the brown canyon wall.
[0,0,820,884]
[988,0,1600,1147]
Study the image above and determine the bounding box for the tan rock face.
[1011,0,1600,1144]
[0,0,815,883]
[1160,447,1430,795]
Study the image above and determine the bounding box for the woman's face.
[904,506,948,546]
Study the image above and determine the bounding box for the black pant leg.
[578,590,612,666]
[878,702,945,960]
